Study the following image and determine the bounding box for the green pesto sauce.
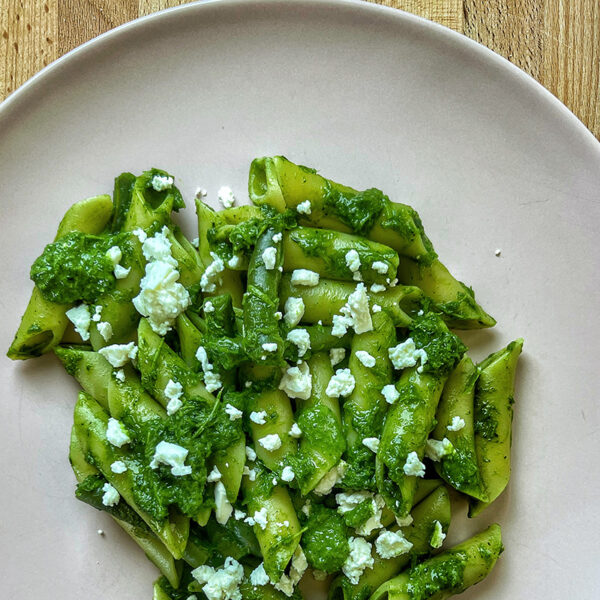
[30,231,131,304]
[439,436,481,490]
[135,168,185,212]
[205,518,261,561]
[341,497,374,529]
[322,183,387,236]
[303,504,350,573]
[474,399,499,440]
[342,444,376,491]
[405,554,465,600]
[409,313,466,377]
[298,404,345,457]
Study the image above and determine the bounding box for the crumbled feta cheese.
[272,232,283,243]
[96,321,113,342]
[371,261,389,275]
[447,416,466,431]
[372,304,382,313]
[289,423,302,438]
[191,237,200,248]
[166,396,183,415]
[214,480,233,524]
[106,245,122,266]
[375,530,413,559]
[92,305,102,322]
[334,283,373,336]
[249,411,267,425]
[381,384,400,404]
[114,264,131,279]
[165,379,184,415]
[417,309,424,316]
[200,252,225,293]
[234,509,246,520]
[403,451,426,477]
[262,246,277,270]
[326,368,355,398]
[262,342,278,353]
[331,313,352,337]
[132,228,147,243]
[110,460,127,474]
[258,434,282,452]
[362,437,380,453]
[98,342,138,368]
[430,520,446,548]
[425,437,454,461]
[151,174,173,191]
[243,466,256,482]
[101,483,120,507]
[192,557,244,600]
[217,186,236,209]
[370,283,386,293]
[245,446,257,463]
[207,466,222,482]
[388,338,428,371]
[314,461,347,495]
[291,269,319,287]
[355,350,376,368]
[336,490,372,514]
[204,300,215,313]
[279,361,312,400]
[195,346,222,393]
[225,403,243,421]
[274,547,307,596]
[253,508,268,530]
[329,347,346,366]
[296,200,312,214]
[150,441,192,476]
[281,466,295,482]
[227,254,243,269]
[272,477,278,485]
[274,311,283,320]
[286,328,311,358]
[106,418,131,448]
[337,492,384,536]
[353,271,363,281]
[141,226,177,266]
[395,514,414,527]
[250,563,269,587]
[495,248,502,257]
[301,500,311,517]
[66,304,91,341]
[345,249,361,273]
[342,537,374,584]
[114,369,125,382]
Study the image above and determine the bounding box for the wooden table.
[1,0,598,138]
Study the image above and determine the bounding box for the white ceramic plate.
[1,1,599,598]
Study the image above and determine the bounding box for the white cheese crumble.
[274,546,307,597]
[330,347,346,366]
[249,411,267,425]
[430,520,446,548]
[66,304,91,341]
[98,342,138,368]
[375,530,413,559]
[258,434,282,452]
[217,186,236,209]
[243,466,256,482]
[204,300,215,313]
[150,441,192,476]
[326,368,356,398]
[403,451,426,477]
[314,461,347,496]
[262,342,278,353]
[262,246,277,270]
[289,423,302,438]
[345,249,361,273]
[92,305,102,322]
[165,379,184,415]
[200,252,225,293]
[195,187,208,199]
[388,338,428,371]
[227,254,243,269]
[133,228,148,243]
[372,304,382,313]
[245,446,257,461]
[106,245,122,266]
[214,480,233,524]
[286,328,311,358]
[332,283,373,337]
[342,537,374,585]
[355,350,376,368]
[106,418,131,448]
[281,466,295,482]
[336,491,384,536]
[195,346,222,393]
[141,226,177,266]
[207,466,222,483]
[249,563,269,587]
[151,174,173,191]
[191,557,244,600]
[370,283,386,293]
[381,384,400,404]
[447,416,466,431]
[296,200,312,214]
[225,403,243,421]
[371,261,389,274]
[114,369,126,382]
[425,437,454,461]
[96,321,113,342]
[101,483,120,507]
[114,264,131,279]
[110,460,127,474]
[396,514,414,527]
[253,508,268,530]
[291,269,319,287]
[274,311,283,320]
[301,500,311,517]
[362,437,380,453]
[234,509,246,520]
[279,361,312,400]
[283,297,305,327]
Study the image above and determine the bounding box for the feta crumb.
[166,396,183,415]
[381,384,400,404]
[425,437,454,461]
[345,249,361,273]
[96,318,115,342]
[250,563,269,586]
[114,369,125,382]
[151,174,173,191]
[253,508,268,530]
[447,416,466,431]
[106,418,131,448]
[132,228,147,243]
[274,546,307,596]
[362,437,380,453]
[195,346,222,393]
[342,537,374,585]
[262,246,277,270]
[272,232,283,243]
[243,466,256,482]
[336,490,372,514]
[98,342,138,368]
[234,509,246,520]
[281,466,295,482]
[262,342,278,353]
[101,483,120,507]
[114,264,131,279]
[258,434,282,452]
[403,451,426,477]
[371,261,389,275]
[110,460,127,474]
[372,304,382,313]
[353,271,363,281]
[200,251,225,293]
[296,200,312,214]
[207,466,222,482]
[314,461,347,495]
[272,477,278,485]
[286,328,311,358]
[225,403,243,421]
[375,530,413,559]
[388,338,428,371]
[106,245,122,266]
[301,500,311,517]
[217,186,236,208]
[279,361,312,400]
[326,368,356,398]
[249,411,267,425]
[336,283,373,335]
[282,297,305,328]
[227,254,243,269]
[274,311,282,320]
[97,529,104,536]
[66,304,91,341]
[214,481,233,525]
[191,556,243,600]
[395,514,414,527]
[355,350,376,368]
[417,309,424,316]
[245,446,257,461]
[165,379,183,411]
[331,313,352,337]
[141,226,177,266]
[244,381,252,389]
[195,187,208,198]
[430,520,446,548]
[191,237,200,248]
[204,300,215,313]
[92,305,102,322]
[289,423,302,438]
[370,283,386,293]
[150,441,192,476]
[291,269,319,287]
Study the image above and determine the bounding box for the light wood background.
[1,0,599,138]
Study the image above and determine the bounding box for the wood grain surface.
[1,0,598,138]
